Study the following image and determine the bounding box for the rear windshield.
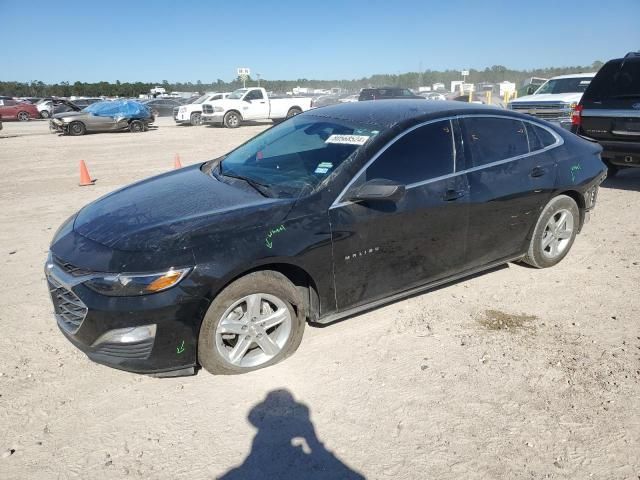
[535,77,592,95]
[582,60,640,102]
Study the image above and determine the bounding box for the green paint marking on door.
[176,340,185,354]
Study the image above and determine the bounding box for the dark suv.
[572,52,640,176]
[358,87,423,101]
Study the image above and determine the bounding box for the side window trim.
[331,114,563,209]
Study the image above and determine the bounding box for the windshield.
[218,115,380,196]
[228,88,248,100]
[192,94,211,104]
[534,77,592,95]
[582,60,640,101]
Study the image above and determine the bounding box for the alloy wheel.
[541,208,574,259]
[215,293,292,368]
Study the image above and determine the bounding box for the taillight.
[571,104,583,126]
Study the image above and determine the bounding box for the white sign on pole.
[237,67,251,76]
[461,70,469,77]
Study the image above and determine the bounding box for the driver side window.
[364,120,455,185]
[245,90,264,101]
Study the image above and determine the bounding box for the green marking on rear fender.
[176,340,185,354]
[570,164,582,183]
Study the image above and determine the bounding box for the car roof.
[304,99,506,128]
[548,72,596,80]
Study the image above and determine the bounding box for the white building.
[432,82,445,91]
[418,86,432,92]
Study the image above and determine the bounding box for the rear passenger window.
[366,120,454,185]
[525,123,556,151]
[461,117,528,167]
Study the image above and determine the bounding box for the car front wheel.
[190,112,202,126]
[198,271,305,375]
[68,121,86,136]
[17,111,30,121]
[523,194,579,268]
[223,111,241,128]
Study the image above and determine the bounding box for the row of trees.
[0,62,604,98]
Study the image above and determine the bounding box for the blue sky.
[2,0,639,83]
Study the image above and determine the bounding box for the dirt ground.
[0,118,639,479]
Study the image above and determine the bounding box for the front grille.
[48,276,88,334]
[94,339,154,359]
[53,256,92,276]
[202,104,213,114]
[510,102,571,121]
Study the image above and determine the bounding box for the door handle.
[443,189,466,201]
[259,101,266,104]
[530,166,546,178]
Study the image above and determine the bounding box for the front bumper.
[201,113,224,124]
[45,254,207,375]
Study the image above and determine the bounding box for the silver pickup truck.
[508,73,595,130]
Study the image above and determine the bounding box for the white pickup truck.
[200,87,313,128]
[508,73,595,130]
[173,92,230,126]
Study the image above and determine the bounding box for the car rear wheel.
[286,107,302,118]
[68,121,86,136]
[223,111,241,128]
[198,271,305,375]
[190,112,202,126]
[523,195,579,268]
[129,120,144,133]
[40,110,50,119]
[17,111,30,121]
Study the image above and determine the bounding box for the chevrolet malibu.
[46,101,606,376]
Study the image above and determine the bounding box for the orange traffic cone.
[78,160,96,186]
[174,154,183,169]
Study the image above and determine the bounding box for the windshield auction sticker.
[325,134,370,145]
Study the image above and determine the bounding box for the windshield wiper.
[219,167,272,197]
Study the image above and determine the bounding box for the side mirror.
[348,179,405,203]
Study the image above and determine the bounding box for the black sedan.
[142,98,185,117]
[46,100,606,376]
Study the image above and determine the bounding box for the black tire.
[286,107,302,118]
[40,110,50,119]
[190,112,202,126]
[198,271,306,375]
[223,110,242,128]
[523,195,579,269]
[68,121,86,136]
[129,120,144,133]
[17,111,30,122]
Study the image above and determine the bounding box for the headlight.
[84,267,191,296]
[213,106,225,112]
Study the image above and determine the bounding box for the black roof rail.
[624,51,640,58]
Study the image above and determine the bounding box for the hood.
[53,111,87,120]
[512,92,584,104]
[72,164,286,252]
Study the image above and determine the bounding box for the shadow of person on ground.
[218,389,366,480]
[601,168,640,192]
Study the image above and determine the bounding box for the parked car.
[200,87,313,128]
[419,91,447,101]
[49,100,153,135]
[143,98,185,117]
[508,73,595,130]
[358,87,423,101]
[174,92,230,126]
[571,52,640,176]
[0,99,39,121]
[46,100,606,377]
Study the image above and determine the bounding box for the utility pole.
[256,73,261,87]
